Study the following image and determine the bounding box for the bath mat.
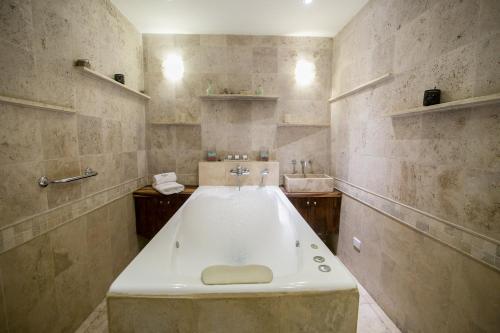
[201,265,273,285]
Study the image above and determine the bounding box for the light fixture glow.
[303,0,313,4]
[295,59,315,85]
[162,54,184,81]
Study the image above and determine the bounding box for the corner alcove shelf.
[329,73,392,103]
[386,93,500,117]
[149,122,201,126]
[0,95,75,114]
[77,66,150,100]
[199,94,279,101]
[277,122,330,128]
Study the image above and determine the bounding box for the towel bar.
[38,167,98,187]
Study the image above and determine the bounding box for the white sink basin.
[283,174,334,193]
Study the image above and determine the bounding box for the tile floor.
[75,282,400,333]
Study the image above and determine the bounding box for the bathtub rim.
[108,185,358,296]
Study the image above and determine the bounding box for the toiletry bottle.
[255,85,264,96]
[206,81,214,95]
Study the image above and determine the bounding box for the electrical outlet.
[353,237,361,252]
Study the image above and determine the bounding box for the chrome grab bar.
[38,167,98,187]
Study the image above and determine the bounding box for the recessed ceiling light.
[303,0,313,4]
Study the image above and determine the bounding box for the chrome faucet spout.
[300,160,308,178]
[229,165,250,191]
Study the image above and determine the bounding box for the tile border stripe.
[335,178,500,272]
[0,177,147,254]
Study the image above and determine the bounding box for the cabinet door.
[171,193,190,213]
[157,197,175,228]
[134,196,151,238]
[289,197,310,221]
[309,197,334,238]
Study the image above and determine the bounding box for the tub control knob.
[318,265,331,272]
[313,256,325,263]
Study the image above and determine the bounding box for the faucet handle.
[291,159,296,164]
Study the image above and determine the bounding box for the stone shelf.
[0,95,75,114]
[199,94,279,101]
[277,122,330,128]
[77,66,151,100]
[329,73,392,103]
[149,122,201,126]
[386,93,500,117]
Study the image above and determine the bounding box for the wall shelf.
[277,122,330,128]
[199,94,279,101]
[329,73,392,103]
[77,66,151,100]
[386,93,500,118]
[149,122,201,126]
[0,95,75,114]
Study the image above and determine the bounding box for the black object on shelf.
[74,59,91,68]
[423,87,441,106]
[114,74,125,84]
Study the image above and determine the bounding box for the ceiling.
[111,0,368,37]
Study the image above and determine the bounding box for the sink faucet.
[229,165,250,191]
[300,160,308,178]
[291,160,297,174]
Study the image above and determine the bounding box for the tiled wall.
[0,0,147,331]
[143,34,333,184]
[330,0,500,331]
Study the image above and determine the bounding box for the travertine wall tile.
[0,39,36,100]
[0,161,47,227]
[0,0,33,50]
[86,206,113,307]
[103,119,123,154]
[40,112,79,160]
[50,217,92,332]
[0,269,6,332]
[0,105,42,165]
[108,290,358,333]
[44,158,83,209]
[0,234,58,332]
[196,297,280,333]
[332,0,500,332]
[78,115,103,155]
[144,34,333,184]
[0,0,145,331]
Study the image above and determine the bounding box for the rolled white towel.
[153,172,177,185]
[153,182,185,195]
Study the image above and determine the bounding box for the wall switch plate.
[353,237,361,252]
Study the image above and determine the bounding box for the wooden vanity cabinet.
[133,186,196,239]
[282,188,342,251]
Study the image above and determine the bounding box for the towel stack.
[152,172,185,195]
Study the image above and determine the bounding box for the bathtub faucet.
[229,165,250,191]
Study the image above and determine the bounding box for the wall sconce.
[162,54,184,81]
[295,59,315,85]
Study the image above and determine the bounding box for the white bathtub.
[108,186,357,296]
